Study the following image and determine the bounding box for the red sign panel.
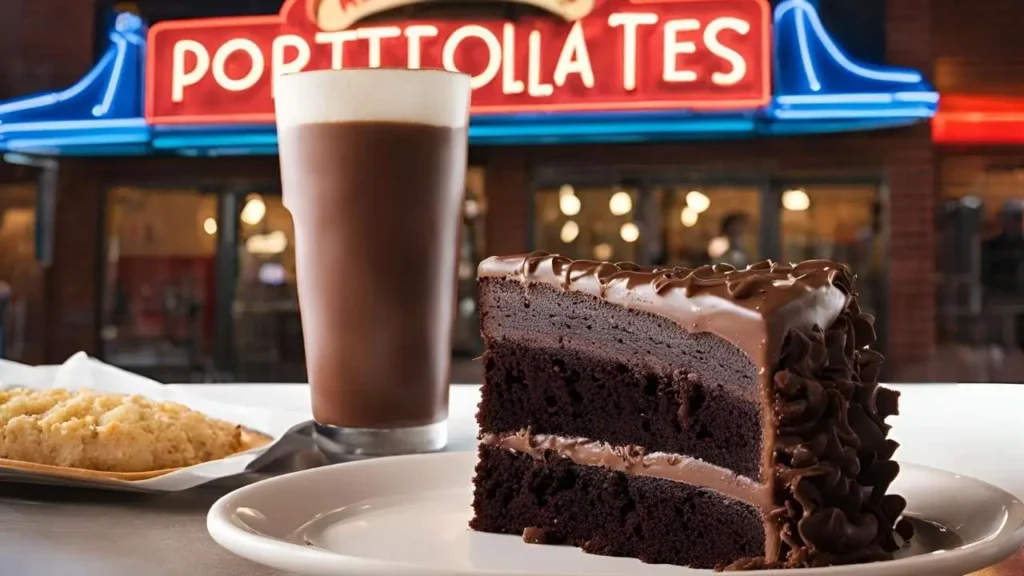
[145,0,771,124]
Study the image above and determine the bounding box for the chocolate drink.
[275,68,471,456]
[280,121,466,429]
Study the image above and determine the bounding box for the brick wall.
[885,0,937,368]
[932,0,1024,95]
[43,161,104,361]
[0,0,97,100]
[483,154,530,257]
[883,128,937,370]
[0,0,99,197]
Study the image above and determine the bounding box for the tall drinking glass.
[274,69,471,458]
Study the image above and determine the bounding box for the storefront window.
[0,184,41,363]
[778,184,884,316]
[102,187,217,381]
[534,184,642,263]
[233,193,304,381]
[659,185,761,269]
[937,156,1024,382]
[452,167,486,357]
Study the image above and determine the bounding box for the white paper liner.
[0,352,309,492]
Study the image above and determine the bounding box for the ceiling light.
[560,220,580,243]
[707,236,731,259]
[609,191,633,216]
[620,222,640,243]
[559,193,581,216]
[202,217,218,236]
[686,190,710,213]
[782,189,811,211]
[241,194,267,225]
[680,207,699,227]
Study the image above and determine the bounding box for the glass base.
[313,420,448,461]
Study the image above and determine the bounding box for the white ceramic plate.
[208,452,1024,576]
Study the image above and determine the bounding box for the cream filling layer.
[480,429,773,511]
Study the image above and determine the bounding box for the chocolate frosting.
[478,252,850,368]
[747,293,912,570]
[478,252,910,570]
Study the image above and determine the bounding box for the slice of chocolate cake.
[471,252,912,570]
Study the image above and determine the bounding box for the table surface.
[1,383,1022,576]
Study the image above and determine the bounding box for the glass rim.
[277,67,471,80]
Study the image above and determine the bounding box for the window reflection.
[102,187,216,380]
[936,159,1024,382]
[234,194,304,381]
[453,167,486,357]
[779,184,883,315]
[534,184,641,263]
[660,185,760,269]
[0,184,41,362]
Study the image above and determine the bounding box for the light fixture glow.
[681,207,699,227]
[609,191,633,216]
[245,230,288,255]
[782,189,811,211]
[686,191,711,213]
[960,195,982,209]
[708,236,731,259]
[241,194,267,225]
[558,184,575,198]
[202,217,218,235]
[560,220,580,243]
[593,243,613,261]
[559,193,581,216]
[464,198,480,218]
[620,222,640,243]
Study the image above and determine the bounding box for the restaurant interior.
[83,169,890,383]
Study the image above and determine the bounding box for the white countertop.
[0,382,1020,576]
[168,383,1024,500]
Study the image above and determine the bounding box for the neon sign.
[0,1,939,155]
[932,94,1024,145]
[144,0,772,124]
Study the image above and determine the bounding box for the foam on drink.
[274,68,471,129]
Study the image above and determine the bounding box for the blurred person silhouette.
[981,200,1024,348]
[982,201,1024,294]
[709,212,750,268]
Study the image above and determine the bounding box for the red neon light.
[145,0,771,125]
[932,95,1024,145]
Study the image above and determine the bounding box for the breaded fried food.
[0,388,246,472]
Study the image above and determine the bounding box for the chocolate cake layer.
[479,278,762,478]
[471,445,766,569]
